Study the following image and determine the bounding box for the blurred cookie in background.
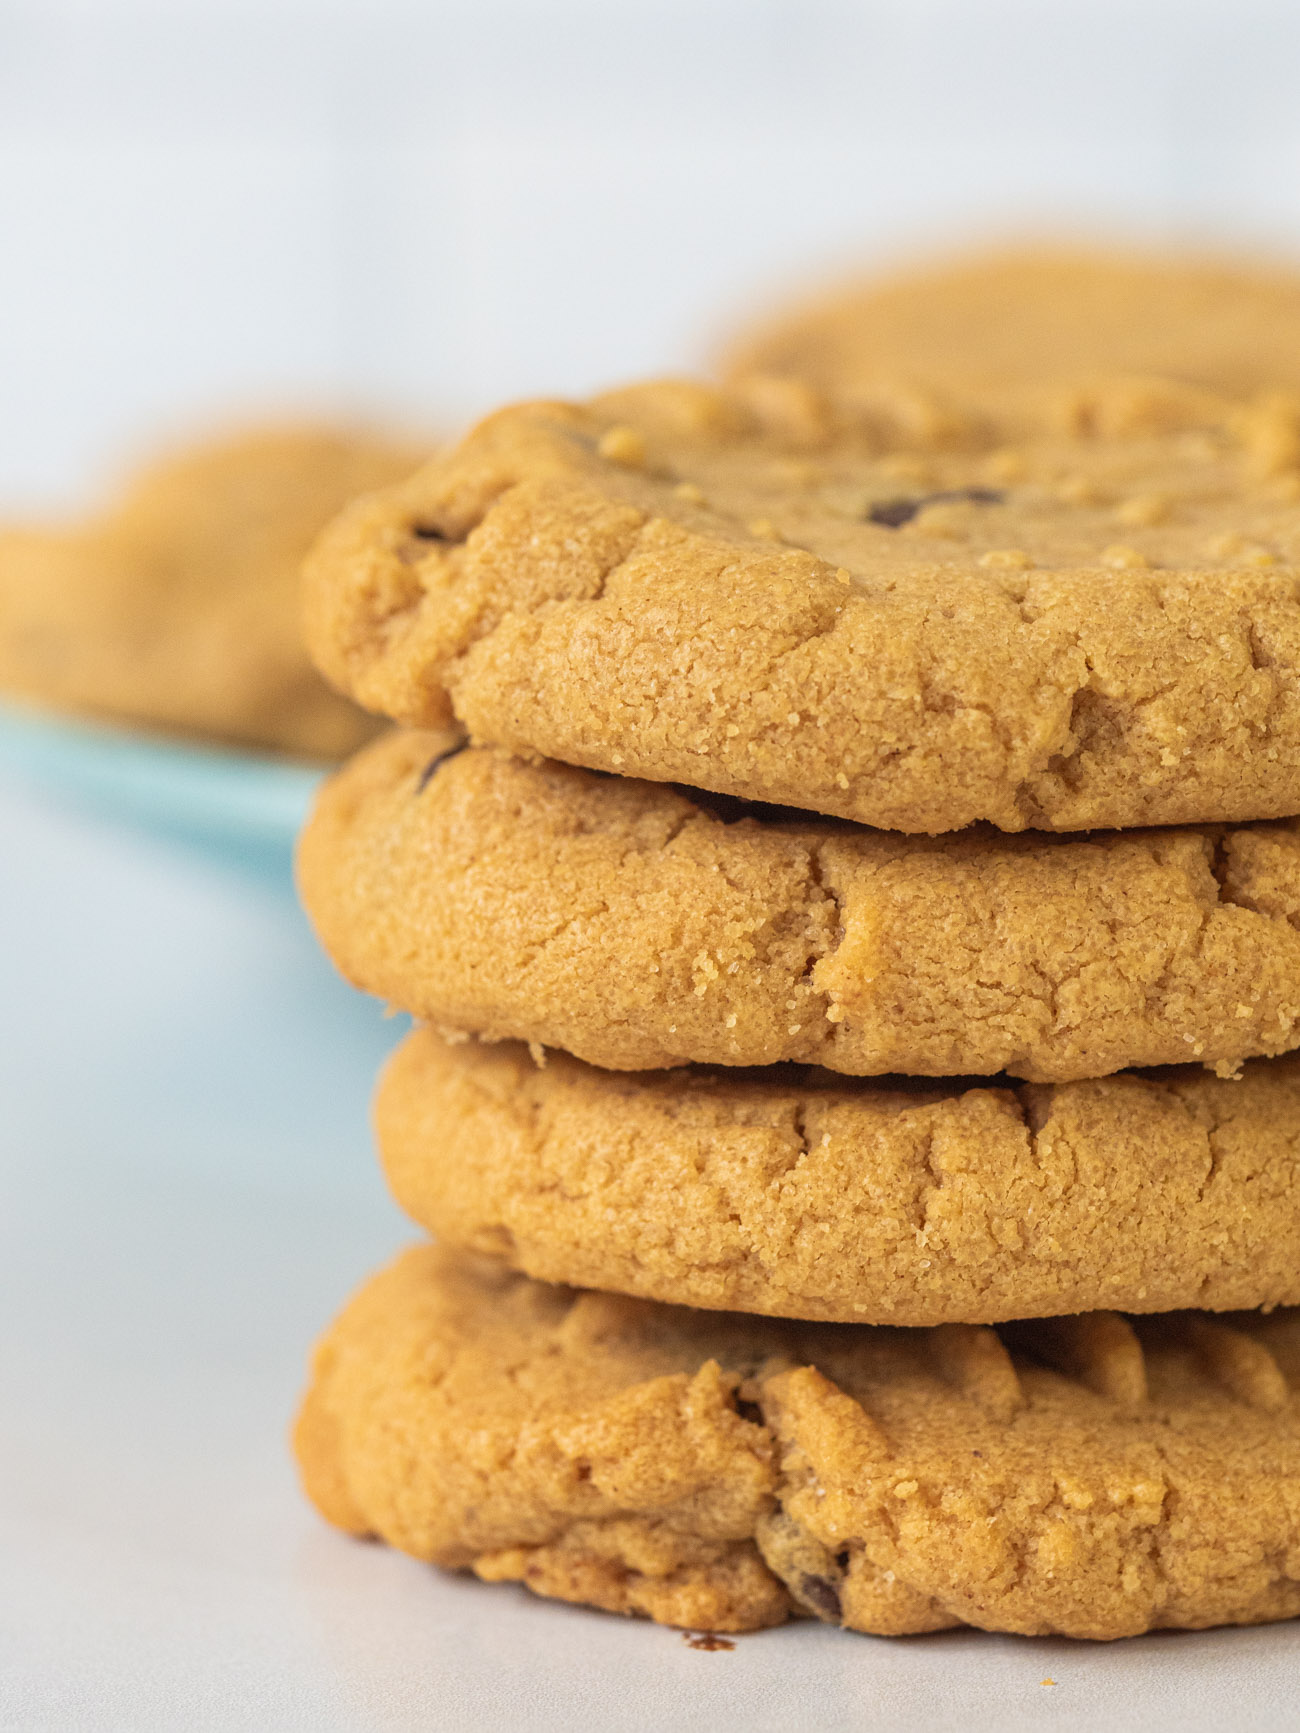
[0,424,427,760]
[721,244,1300,403]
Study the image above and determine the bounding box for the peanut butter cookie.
[298,730,1300,1083]
[0,425,424,758]
[303,378,1300,830]
[378,1032,1300,1326]
[723,245,1300,401]
[297,1243,1300,1639]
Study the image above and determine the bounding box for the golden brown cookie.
[0,424,425,758]
[297,1242,1300,1639]
[303,377,1300,831]
[299,730,1300,1083]
[722,244,1300,401]
[378,1032,1300,1326]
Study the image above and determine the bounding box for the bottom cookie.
[297,1244,1300,1640]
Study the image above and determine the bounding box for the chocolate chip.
[415,741,469,793]
[867,487,1004,529]
[411,522,451,541]
[868,497,927,529]
[799,1573,843,1621]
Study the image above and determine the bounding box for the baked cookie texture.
[297,1243,1300,1640]
[374,1025,1300,1324]
[722,245,1300,401]
[302,375,1300,832]
[299,730,1300,1083]
[378,1033,1300,1326]
[0,425,425,758]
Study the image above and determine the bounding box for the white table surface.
[5,771,1300,1732]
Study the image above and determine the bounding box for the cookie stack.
[293,371,1300,1640]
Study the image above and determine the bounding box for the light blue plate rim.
[0,700,326,854]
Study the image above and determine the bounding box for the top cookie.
[0,424,425,759]
[304,378,1300,832]
[723,245,1300,402]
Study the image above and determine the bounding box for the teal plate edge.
[0,701,325,861]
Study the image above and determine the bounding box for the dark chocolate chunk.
[867,487,1004,529]
[415,741,469,793]
[799,1573,843,1621]
[868,497,927,529]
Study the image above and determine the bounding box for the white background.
[9,4,1300,1726]
[6,0,1300,503]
